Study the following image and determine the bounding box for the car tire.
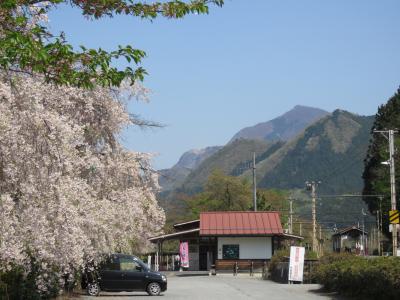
[86,282,100,296]
[147,282,161,296]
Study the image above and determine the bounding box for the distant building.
[149,211,302,271]
[332,226,368,255]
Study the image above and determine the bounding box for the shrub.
[315,255,400,299]
[269,249,289,271]
[0,263,67,300]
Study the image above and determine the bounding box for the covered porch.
[149,220,217,271]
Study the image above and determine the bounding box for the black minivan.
[82,253,167,296]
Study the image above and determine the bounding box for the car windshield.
[132,256,148,271]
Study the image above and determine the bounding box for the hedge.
[315,254,400,299]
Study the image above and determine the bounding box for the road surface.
[78,275,342,300]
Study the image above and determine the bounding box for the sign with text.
[288,246,305,282]
[179,241,189,268]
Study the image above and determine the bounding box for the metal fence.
[269,260,319,283]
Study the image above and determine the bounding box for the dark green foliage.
[0,266,60,300]
[185,169,252,218]
[0,255,78,299]
[184,170,289,221]
[249,189,288,212]
[315,254,400,299]
[363,87,400,237]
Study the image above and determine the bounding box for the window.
[222,244,239,259]
[102,255,119,271]
[119,257,143,272]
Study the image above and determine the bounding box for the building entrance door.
[199,245,208,270]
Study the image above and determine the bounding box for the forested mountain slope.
[181,139,274,193]
[255,110,374,195]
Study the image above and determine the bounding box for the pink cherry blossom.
[0,74,165,293]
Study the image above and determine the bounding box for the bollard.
[210,264,216,276]
[233,262,238,276]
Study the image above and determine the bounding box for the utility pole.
[362,208,366,256]
[376,212,381,256]
[253,152,257,212]
[378,197,382,256]
[374,129,398,256]
[319,225,322,256]
[289,198,293,234]
[306,181,320,253]
[389,129,397,256]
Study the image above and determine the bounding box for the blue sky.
[49,0,400,169]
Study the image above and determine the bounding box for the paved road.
[79,275,342,300]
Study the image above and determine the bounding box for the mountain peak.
[174,146,222,170]
[230,105,329,143]
[293,104,318,110]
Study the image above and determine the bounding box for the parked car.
[82,253,167,296]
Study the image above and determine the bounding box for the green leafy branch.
[0,0,224,88]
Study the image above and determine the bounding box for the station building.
[149,211,302,271]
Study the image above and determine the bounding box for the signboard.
[389,224,400,232]
[389,210,400,224]
[179,241,189,268]
[288,246,305,282]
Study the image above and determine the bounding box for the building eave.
[149,228,200,243]
[173,219,200,228]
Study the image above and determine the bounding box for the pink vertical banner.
[179,241,189,268]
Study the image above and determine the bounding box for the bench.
[215,260,268,276]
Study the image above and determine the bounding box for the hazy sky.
[49,0,400,169]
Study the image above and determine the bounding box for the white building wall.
[217,237,272,259]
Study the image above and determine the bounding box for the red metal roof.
[200,211,283,236]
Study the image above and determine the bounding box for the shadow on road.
[70,291,157,298]
[308,287,348,300]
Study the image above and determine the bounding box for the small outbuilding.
[149,211,302,271]
[332,225,368,255]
